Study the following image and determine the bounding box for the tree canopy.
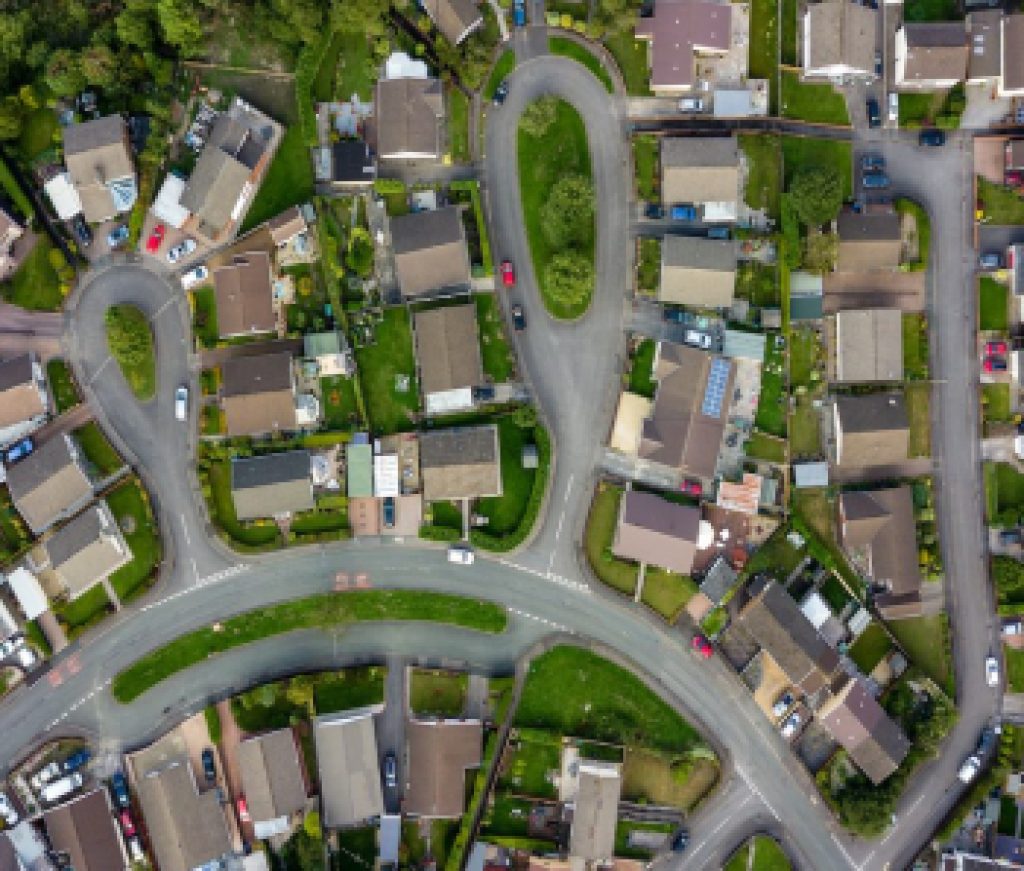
[789,166,844,227]
[541,174,595,249]
[544,252,594,309]
[520,95,559,138]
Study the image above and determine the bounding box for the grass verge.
[46,358,79,413]
[549,37,614,92]
[980,276,1009,331]
[105,304,155,401]
[585,486,639,595]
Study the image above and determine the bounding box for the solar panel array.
[701,357,730,418]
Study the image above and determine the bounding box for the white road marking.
[180,514,191,548]
[563,474,574,503]
[683,792,752,862]
[152,296,176,319]
[496,558,590,593]
[508,607,571,633]
[87,356,113,385]
[139,564,251,612]
[190,557,198,583]
[830,833,858,870]
[736,765,781,821]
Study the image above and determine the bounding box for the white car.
[166,237,197,264]
[15,646,36,669]
[181,264,209,290]
[958,754,981,784]
[986,655,1000,688]
[888,92,899,124]
[780,712,801,739]
[174,386,188,422]
[0,793,18,826]
[447,546,475,565]
[678,97,704,112]
[30,762,61,791]
[0,639,15,659]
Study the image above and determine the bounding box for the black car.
[662,307,687,323]
[512,304,526,331]
[644,203,664,219]
[201,748,217,783]
[492,80,509,106]
[71,215,92,248]
[671,829,690,852]
[866,98,880,129]
[473,385,496,402]
[919,129,946,147]
[382,496,395,529]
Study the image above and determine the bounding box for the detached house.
[212,251,275,338]
[422,0,484,45]
[1002,14,1024,96]
[314,710,384,829]
[405,719,482,818]
[612,489,701,575]
[635,0,733,94]
[836,208,902,272]
[895,23,968,89]
[390,207,471,299]
[833,393,909,469]
[36,500,131,601]
[413,303,484,415]
[230,451,314,521]
[0,354,49,445]
[833,309,903,383]
[803,1,878,79]
[419,425,502,502]
[0,206,24,279]
[7,434,92,535]
[236,728,308,839]
[220,353,298,437]
[659,236,738,308]
[661,137,740,223]
[376,56,444,160]
[43,789,129,871]
[59,115,136,223]
[568,761,621,866]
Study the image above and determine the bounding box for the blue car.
[862,172,890,190]
[110,772,130,809]
[62,748,91,773]
[382,497,396,529]
[4,438,33,465]
[106,224,129,248]
[513,0,526,25]
[670,204,697,221]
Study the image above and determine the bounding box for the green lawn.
[314,666,386,713]
[335,31,375,102]
[313,30,343,102]
[353,307,420,434]
[641,569,697,622]
[780,0,798,65]
[789,326,820,390]
[1006,647,1024,692]
[205,458,283,549]
[106,479,162,602]
[637,237,660,293]
[585,486,639,595]
[905,383,931,457]
[748,0,779,108]
[898,92,940,127]
[983,383,1012,424]
[978,177,1024,225]
[727,836,793,871]
[321,375,361,430]
[782,137,853,199]
[633,135,658,201]
[54,585,112,636]
[0,158,32,217]
[980,277,1009,331]
[113,590,508,702]
[475,294,514,382]
[409,669,468,717]
[241,125,315,232]
[549,37,614,92]
[736,263,780,307]
[780,72,850,125]
[602,31,651,96]
[498,730,560,798]
[518,99,593,319]
[745,431,787,462]
[0,486,31,564]
[755,336,787,437]
[3,237,64,311]
[888,614,952,692]
[73,422,123,477]
[987,463,1024,525]
[515,645,703,752]
[789,397,821,459]
[105,304,155,401]
[902,313,929,380]
[848,623,893,675]
[903,0,958,21]
[476,416,538,536]
[18,108,58,161]
[740,134,782,221]
[46,358,79,413]
[447,86,471,163]
[629,339,657,398]
[485,51,516,100]
[190,287,219,347]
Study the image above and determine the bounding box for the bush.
[104,304,155,400]
[540,174,595,249]
[790,165,843,226]
[373,178,407,194]
[544,251,594,309]
[295,28,334,146]
[419,524,462,542]
[520,95,558,137]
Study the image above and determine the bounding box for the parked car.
[119,810,136,838]
[1003,620,1023,636]
[15,645,36,669]
[706,226,730,240]
[62,748,91,773]
[127,837,145,863]
[512,0,526,26]
[107,224,129,248]
[71,215,92,248]
[680,480,702,497]
[866,98,880,129]
[1007,170,1024,187]
[174,386,188,422]
[874,51,883,76]
[167,237,197,264]
[500,259,515,288]
[958,754,981,784]
[978,726,1000,755]
[986,655,1000,687]
[30,762,62,791]
[383,752,397,788]
[145,223,166,253]
[237,796,251,822]
[181,264,209,290]
[382,497,396,529]
[473,385,496,402]
[772,691,795,719]
[110,772,130,809]
[0,638,16,660]
[684,329,712,350]
[644,203,665,219]
[0,793,18,827]
[40,772,83,804]
[888,92,899,123]
[670,204,697,221]
[512,304,526,331]
[4,437,33,465]
[984,356,1008,372]
[447,545,475,565]
[861,154,885,171]
[980,252,1003,270]
[986,340,1008,356]
[671,829,690,852]
[919,129,946,147]
[492,80,509,106]
[691,634,713,659]
[678,97,704,112]
[780,712,802,739]
[862,172,890,190]
[201,748,217,783]
[662,307,686,323]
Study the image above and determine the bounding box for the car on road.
[201,748,217,783]
[71,215,92,248]
[513,0,526,26]
[861,154,885,171]
[119,810,136,837]
[447,545,475,565]
[107,224,129,248]
[175,386,189,421]
[500,259,515,287]
[862,172,890,190]
[512,304,526,331]
[4,437,33,465]
[146,223,166,253]
[986,655,1000,687]
[875,51,883,76]
[691,634,713,659]
[986,340,1008,356]
[680,479,702,497]
[772,691,795,719]
[678,97,704,112]
[671,829,689,852]
[382,497,395,529]
[383,752,397,788]
[888,92,899,123]
[866,98,880,129]
[919,129,946,147]
[237,796,251,822]
[0,793,18,827]
[984,356,1007,372]
[493,80,509,106]
[670,204,697,221]
[181,264,209,290]
[780,712,802,739]
[62,748,91,773]
[110,772,130,809]
[167,237,197,263]
[644,203,665,219]
[958,754,982,783]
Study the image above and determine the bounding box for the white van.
[447,546,475,565]
[174,386,188,422]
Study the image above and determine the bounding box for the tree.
[0,97,23,142]
[284,675,316,712]
[156,0,204,56]
[80,45,116,89]
[540,174,595,249]
[116,0,156,50]
[45,49,86,98]
[789,166,843,227]
[346,226,374,277]
[544,251,594,308]
[802,230,839,274]
[329,0,390,37]
[303,810,321,839]
[520,95,558,138]
[512,404,537,428]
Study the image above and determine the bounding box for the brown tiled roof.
[735,577,840,695]
[220,353,296,437]
[405,719,482,817]
[661,137,740,204]
[213,252,275,337]
[413,304,483,394]
[237,728,308,828]
[376,78,444,159]
[1003,15,1024,93]
[7,433,92,534]
[43,789,126,871]
[422,0,484,44]
[391,207,471,298]
[818,676,910,784]
[836,208,902,272]
[834,309,904,382]
[967,9,1002,80]
[267,206,307,245]
[804,2,877,74]
[0,354,45,427]
[834,393,909,468]
[635,0,732,91]
[900,23,968,83]
[612,489,700,575]
[420,425,501,501]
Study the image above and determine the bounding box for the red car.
[237,796,251,822]
[500,260,515,288]
[984,356,1008,372]
[145,223,166,253]
[119,810,136,838]
[987,340,1008,356]
[691,634,713,659]
[681,480,702,497]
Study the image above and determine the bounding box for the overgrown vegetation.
[104,305,155,401]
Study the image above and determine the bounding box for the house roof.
[699,554,738,605]
[420,425,501,501]
[716,473,762,515]
[43,789,125,871]
[568,761,621,863]
[134,755,232,871]
[6,568,47,622]
[213,252,275,337]
[422,0,483,44]
[180,146,251,236]
[44,500,130,600]
[314,710,384,828]
[900,22,968,82]
[967,9,1002,80]
[818,676,910,784]
[332,140,376,185]
[231,451,313,521]
[804,2,877,74]
[834,393,909,468]
[834,308,904,382]
[7,434,92,535]
[63,115,133,219]
[612,489,700,575]
[660,236,737,307]
[304,331,346,358]
[836,209,902,272]
[638,342,734,479]
[735,577,840,695]
[405,719,482,817]
[0,355,45,428]
[414,304,484,395]
[634,0,732,90]
[45,172,83,220]
[1003,15,1024,92]
[346,442,374,498]
[391,207,471,298]
[794,461,829,488]
[237,729,307,831]
[376,77,444,159]
[840,487,922,614]
[267,206,307,246]
[220,354,296,437]
[660,138,740,205]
